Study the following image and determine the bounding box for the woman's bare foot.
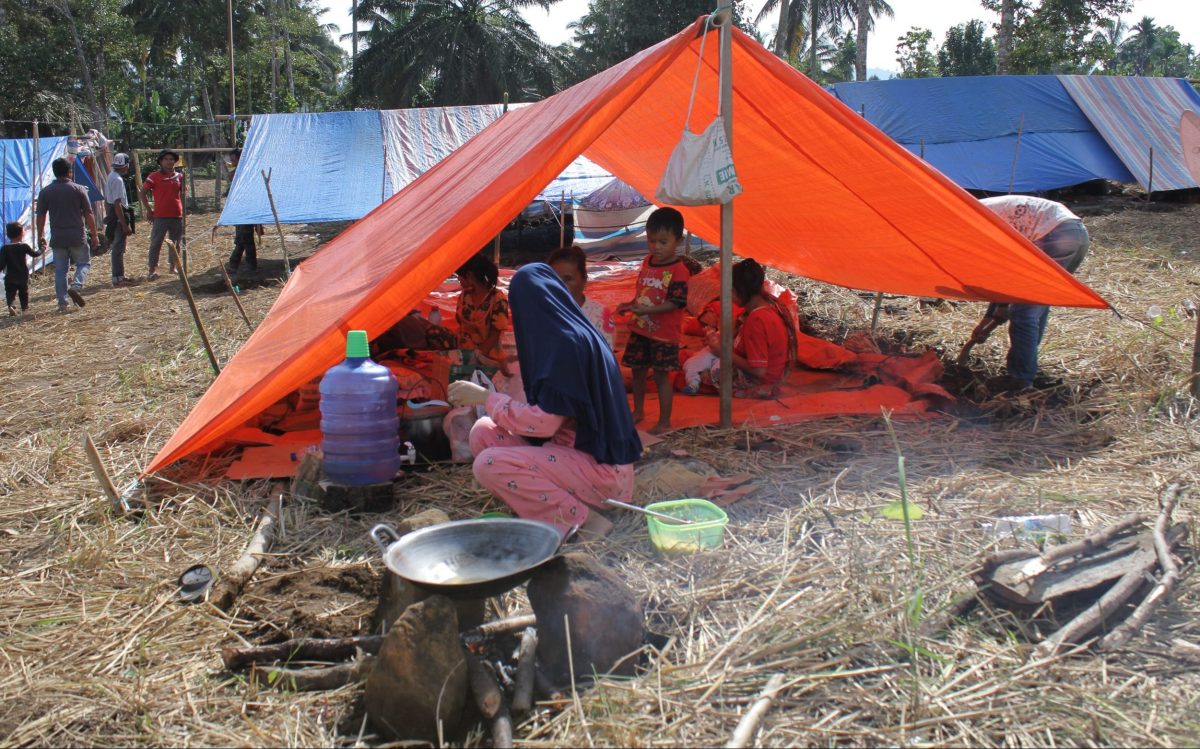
[577,511,613,541]
[649,420,671,435]
[631,410,645,424]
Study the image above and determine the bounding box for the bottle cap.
[346,330,370,358]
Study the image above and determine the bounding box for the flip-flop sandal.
[178,564,214,603]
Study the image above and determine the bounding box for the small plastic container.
[645,498,728,554]
[319,330,401,485]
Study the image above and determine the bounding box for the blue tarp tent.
[1,136,68,230]
[219,104,614,226]
[828,75,1200,193]
[1,136,68,277]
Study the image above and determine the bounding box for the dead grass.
[0,188,1198,747]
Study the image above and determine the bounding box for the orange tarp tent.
[146,20,1108,474]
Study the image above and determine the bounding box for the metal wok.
[370,518,566,598]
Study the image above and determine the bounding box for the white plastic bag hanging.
[654,15,743,207]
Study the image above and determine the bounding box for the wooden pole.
[1146,146,1154,203]
[261,168,292,278]
[716,9,734,428]
[167,239,221,375]
[1191,311,1200,399]
[226,0,237,147]
[1008,113,1024,194]
[558,190,566,247]
[492,93,510,265]
[870,292,884,334]
[30,120,39,249]
[219,246,254,331]
[2,142,7,225]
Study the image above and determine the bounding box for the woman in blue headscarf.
[448,263,642,538]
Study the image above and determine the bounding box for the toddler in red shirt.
[617,207,690,433]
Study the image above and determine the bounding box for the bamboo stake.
[219,257,254,331]
[726,673,786,748]
[166,239,221,375]
[261,168,291,278]
[82,432,128,514]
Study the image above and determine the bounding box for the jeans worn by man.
[53,245,91,308]
[1001,220,1090,387]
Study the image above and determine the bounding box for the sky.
[321,0,1200,75]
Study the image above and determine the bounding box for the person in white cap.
[104,153,135,286]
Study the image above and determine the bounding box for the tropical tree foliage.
[938,19,997,76]
[1108,17,1197,77]
[981,0,1133,74]
[565,0,754,84]
[895,27,936,78]
[350,0,561,107]
[0,0,343,142]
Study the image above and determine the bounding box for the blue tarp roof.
[1,136,68,228]
[828,75,1200,193]
[219,105,613,226]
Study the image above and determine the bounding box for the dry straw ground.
[0,188,1197,747]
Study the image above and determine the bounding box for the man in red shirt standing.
[139,149,186,280]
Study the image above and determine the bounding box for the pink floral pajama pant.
[469,418,634,533]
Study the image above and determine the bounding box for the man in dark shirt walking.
[36,158,99,312]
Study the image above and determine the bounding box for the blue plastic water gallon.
[319,330,401,485]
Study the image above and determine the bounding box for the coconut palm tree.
[853,0,893,81]
[1119,16,1159,75]
[350,0,561,108]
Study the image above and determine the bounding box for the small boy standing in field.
[618,207,691,434]
[1,222,42,315]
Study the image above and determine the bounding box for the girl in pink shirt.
[448,264,642,539]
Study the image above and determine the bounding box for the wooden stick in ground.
[491,702,513,749]
[210,495,281,611]
[1099,484,1186,651]
[1191,312,1200,399]
[166,240,221,375]
[218,259,254,331]
[460,613,537,645]
[222,634,385,671]
[726,673,787,748]
[464,650,503,719]
[82,433,128,515]
[249,655,374,692]
[261,168,292,278]
[511,627,538,714]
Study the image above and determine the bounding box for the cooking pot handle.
[370,523,402,557]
